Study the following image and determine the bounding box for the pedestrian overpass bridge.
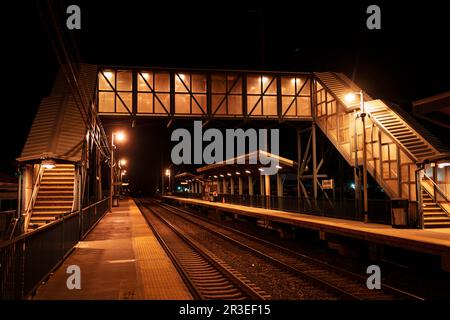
[15,64,450,233]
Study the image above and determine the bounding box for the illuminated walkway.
[33,199,192,300]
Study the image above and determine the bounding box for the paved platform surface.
[33,199,192,300]
[163,196,450,258]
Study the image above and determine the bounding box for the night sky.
[1,1,449,194]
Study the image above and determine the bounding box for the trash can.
[113,196,119,207]
[391,198,409,228]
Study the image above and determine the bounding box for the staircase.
[313,72,450,228]
[365,103,438,162]
[422,189,450,228]
[28,164,75,230]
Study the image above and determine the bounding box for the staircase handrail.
[23,165,45,231]
[422,172,450,203]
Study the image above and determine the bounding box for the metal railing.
[0,211,16,240]
[0,197,109,300]
[173,193,392,224]
[422,172,450,203]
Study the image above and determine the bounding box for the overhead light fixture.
[345,93,357,103]
[213,175,218,178]
[235,172,240,175]
[104,71,113,79]
[227,173,232,176]
[220,174,224,177]
[258,168,264,172]
[245,170,251,174]
[42,159,56,170]
[438,162,450,169]
[113,131,126,143]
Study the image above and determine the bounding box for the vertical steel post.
[360,91,369,222]
[109,133,114,210]
[312,122,318,199]
[297,127,301,198]
[238,176,243,195]
[277,172,283,197]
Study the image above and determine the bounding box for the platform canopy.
[196,150,297,178]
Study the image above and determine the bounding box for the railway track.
[149,198,424,300]
[135,199,269,300]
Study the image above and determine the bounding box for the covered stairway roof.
[17,64,98,163]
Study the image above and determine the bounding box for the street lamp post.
[346,91,369,223]
[165,169,171,194]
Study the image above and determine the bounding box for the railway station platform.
[32,199,192,300]
[162,196,450,272]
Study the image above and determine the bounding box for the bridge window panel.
[338,114,350,144]
[316,80,323,91]
[262,96,277,115]
[137,93,153,113]
[98,71,115,90]
[380,131,392,145]
[282,97,296,116]
[247,75,262,94]
[191,74,207,93]
[154,72,170,92]
[317,89,326,104]
[116,71,132,91]
[327,100,336,115]
[138,72,153,92]
[116,92,132,113]
[175,73,190,93]
[212,94,226,114]
[212,73,227,93]
[98,92,115,112]
[228,74,242,94]
[263,76,277,94]
[281,77,295,95]
[154,93,170,114]
[327,115,337,140]
[227,95,242,115]
[175,94,190,114]
[192,94,206,114]
[318,102,327,117]
[389,144,397,160]
[385,180,399,196]
[247,95,262,116]
[298,78,310,95]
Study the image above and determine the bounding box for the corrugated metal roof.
[18,64,98,163]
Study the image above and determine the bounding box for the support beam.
[230,177,235,195]
[217,179,221,194]
[265,175,271,196]
[223,178,228,194]
[277,173,283,197]
[238,176,243,195]
[248,176,254,195]
[260,173,265,195]
[297,127,301,198]
[312,122,318,199]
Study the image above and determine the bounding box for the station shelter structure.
[13,64,450,230]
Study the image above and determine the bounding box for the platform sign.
[322,179,334,189]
